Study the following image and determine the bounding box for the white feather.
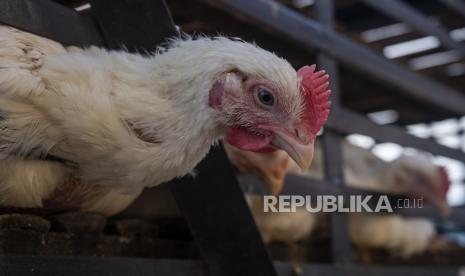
[0,25,298,215]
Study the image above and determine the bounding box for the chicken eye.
[256,87,275,106]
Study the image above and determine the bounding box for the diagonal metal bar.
[0,0,103,47]
[169,146,278,276]
[362,0,465,58]
[440,0,465,18]
[326,108,465,163]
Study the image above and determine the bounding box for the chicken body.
[350,213,436,258]
[246,194,316,244]
[0,26,330,215]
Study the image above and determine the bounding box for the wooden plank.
[327,109,465,163]
[0,0,103,46]
[201,0,465,114]
[90,1,277,275]
[362,0,465,58]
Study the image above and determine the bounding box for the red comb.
[297,64,331,135]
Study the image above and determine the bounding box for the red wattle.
[226,127,272,152]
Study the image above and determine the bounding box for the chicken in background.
[224,142,317,245]
[0,25,331,215]
[342,147,450,258]
[303,143,450,214]
[245,194,317,245]
[226,141,451,258]
[224,143,293,196]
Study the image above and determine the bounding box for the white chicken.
[245,193,316,244]
[227,141,450,258]
[0,25,331,215]
[343,147,449,258]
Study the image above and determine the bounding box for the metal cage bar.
[315,0,352,264]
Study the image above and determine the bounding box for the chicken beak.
[270,130,314,170]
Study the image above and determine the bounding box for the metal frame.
[1,0,465,275]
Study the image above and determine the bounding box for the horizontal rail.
[0,256,206,276]
[0,0,103,46]
[275,262,459,276]
[327,109,465,163]
[202,0,465,114]
[0,256,459,276]
[363,0,465,58]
